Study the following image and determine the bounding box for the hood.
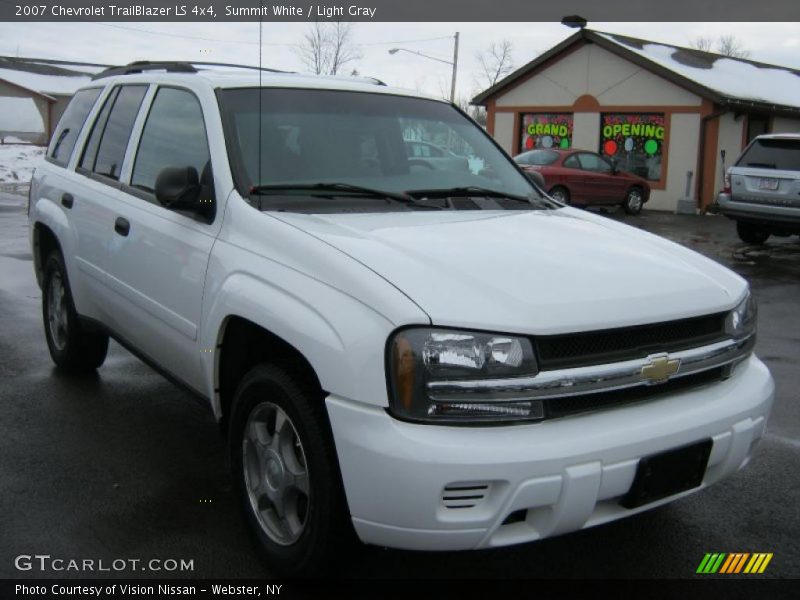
[272,208,745,334]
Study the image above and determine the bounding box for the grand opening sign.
[600,113,666,181]
[521,113,573,152]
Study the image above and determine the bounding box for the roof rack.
[190,61,289,74]
[90,61,388,88]
[91,61,197,80]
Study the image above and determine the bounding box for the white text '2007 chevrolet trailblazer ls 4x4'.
[29,61,773,576]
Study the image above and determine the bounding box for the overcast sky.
[0,21,798,100]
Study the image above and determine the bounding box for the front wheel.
[622,187,644,215]
[737,221,770,244]
[42,251,108,372]
[548,185,570,205]
[229,364,353,576]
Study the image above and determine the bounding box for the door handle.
[61,193,74,209]
[114,217,130,237]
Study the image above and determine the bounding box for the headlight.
[387,328,541,424]
[725,291,757,340]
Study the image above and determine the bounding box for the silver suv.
[717,133,800,244]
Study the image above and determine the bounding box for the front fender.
[200,242,426,418]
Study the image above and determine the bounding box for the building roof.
[472,29,800,116]
[0,56,109,97]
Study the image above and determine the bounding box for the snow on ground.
[0,144,45,183]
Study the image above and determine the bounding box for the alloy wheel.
[47,271,69,351]
[242,401,310,546]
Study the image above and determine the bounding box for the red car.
[514,149,651,215]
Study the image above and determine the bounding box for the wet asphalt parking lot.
[1,191,798,581]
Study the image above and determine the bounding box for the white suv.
[29,62,774,576]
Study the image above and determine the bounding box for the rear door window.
[736,138,800,171]
[47,88,102,166]
[80,85,147,181]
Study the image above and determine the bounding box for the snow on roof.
[597,32,800,110]
[0,57,106,97]
[0,96,44,133]
[27,62,105,75]
[0,67,91,96]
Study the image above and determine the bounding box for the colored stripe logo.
[697,553,773,574]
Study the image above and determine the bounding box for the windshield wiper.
[249,182,441,209]
[406,186,536,204]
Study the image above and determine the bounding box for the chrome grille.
[535,313,727,369]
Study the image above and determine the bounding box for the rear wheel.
[736,221,770,244]
[42,251,108,373]
[548,185,570,205]
[622,187,644,215]
[229,364,353,576]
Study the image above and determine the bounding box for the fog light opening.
[502,509,528,525]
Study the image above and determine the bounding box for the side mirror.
[525,170,545,188]
[610,158,619,174]
[155,166,202,210]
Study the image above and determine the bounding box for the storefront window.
[520,113,573,152]
[600,113,666,181]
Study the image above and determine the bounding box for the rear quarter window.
[736,138,800,171]
[47,88,103,166]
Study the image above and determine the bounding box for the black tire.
[229,364,354,577]
[42,251,108,373]
[622,187,644,215]
[737,221,770,245]
[548,185,570,205]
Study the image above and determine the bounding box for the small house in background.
[472,29,800,211]
[0,57,108,145]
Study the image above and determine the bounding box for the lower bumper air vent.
[442,482,491,509]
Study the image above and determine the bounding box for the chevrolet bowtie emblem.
[641,353,681,384]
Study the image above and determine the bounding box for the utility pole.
[450,32,460,103]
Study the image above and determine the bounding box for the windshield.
[220,88,545,211]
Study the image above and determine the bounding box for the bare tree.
[475,40,515,88]
[296,22,327,75]
[716,35,750,59]
[454,94,487,127]
[327,22,362,75]
[295,22,362,76]
[689,36,714,52]
[435,75,451,102]
[689,34,750,59]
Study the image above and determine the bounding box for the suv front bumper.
[326,355,773,551]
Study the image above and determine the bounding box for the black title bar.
[2,0,799,22]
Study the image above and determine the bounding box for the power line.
[93,23,273,45]
[3,19,455,50]
[358,36,453,46]
[92,23,453,49]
